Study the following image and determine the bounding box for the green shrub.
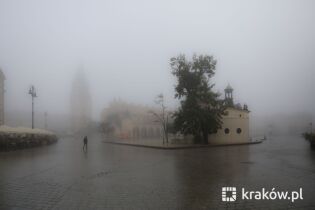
[302,132,315,141]
[303,132,315,149]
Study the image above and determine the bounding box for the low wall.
[170,138,194,144]
[0,132,58,151]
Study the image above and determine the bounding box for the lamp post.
[28,85,37,129]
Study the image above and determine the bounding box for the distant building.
[101,100,162,139]
[256,112,312,136]
[182,85,250,144]
[70,68,92,133]
[102,85,250,145]
[0,69,5,125]
[208,85,250,144]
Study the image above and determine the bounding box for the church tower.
[0,69,4,125]
[70,66,92,133]
[224,84,234,107]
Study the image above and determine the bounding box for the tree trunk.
[193,133,202,144]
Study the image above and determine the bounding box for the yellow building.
[208,85,250,144]
[208,107,250,144]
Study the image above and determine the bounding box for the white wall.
[208,108,249,144]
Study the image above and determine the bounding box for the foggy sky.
[0,0,314,121]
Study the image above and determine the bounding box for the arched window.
[237,128,242,134]
[224,128,230,134]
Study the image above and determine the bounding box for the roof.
[226,106,250,113]
[224,84,233,91]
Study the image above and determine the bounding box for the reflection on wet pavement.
[0,134,314,209]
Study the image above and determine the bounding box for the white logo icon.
[222,187,237,202]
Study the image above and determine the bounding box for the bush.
[302,132,315,149]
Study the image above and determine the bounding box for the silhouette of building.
[70,67,92,133]
[0,69,4,125]
[101,100,162,139]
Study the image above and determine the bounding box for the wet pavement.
[0,134,315,209]
[105,138,262,149]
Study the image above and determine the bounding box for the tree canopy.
[171,54,225,144]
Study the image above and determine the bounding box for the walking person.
[83,136,88,152]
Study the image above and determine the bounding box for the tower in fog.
[70,67,92,133]
[0,69,5,125]
[224,84,234,107]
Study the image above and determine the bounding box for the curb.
[103,140,263,150]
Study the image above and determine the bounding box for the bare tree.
[149,94,169,144]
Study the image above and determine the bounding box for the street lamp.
[28,85,37,129]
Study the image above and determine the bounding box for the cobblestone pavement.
[0,134,315,209]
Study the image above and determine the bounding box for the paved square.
[0,134,314,209]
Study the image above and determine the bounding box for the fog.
[0,0,314,133]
